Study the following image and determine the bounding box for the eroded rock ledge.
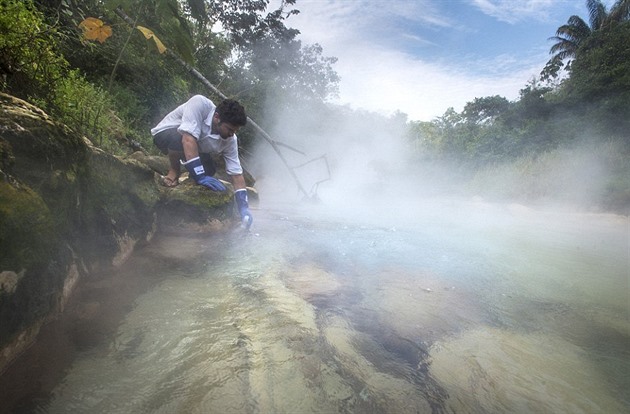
[0,93,252,372]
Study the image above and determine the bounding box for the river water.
[1,196,629,414]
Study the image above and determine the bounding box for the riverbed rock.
[0,93,248,373]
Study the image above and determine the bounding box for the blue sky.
[282,0,605,121]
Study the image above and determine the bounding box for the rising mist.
[245,94,627,234]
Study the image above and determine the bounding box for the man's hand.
[234,189,253,230]
[197,175,227,191]
[182,157,227,191]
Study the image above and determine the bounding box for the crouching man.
[151,95,252,228]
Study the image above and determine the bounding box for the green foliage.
[196,0,300,48]
[36,0,333,154]
[562,21,630,141]
[463,96,510,125]
[226,38,339,121]
[547,0,630,73]
[33,70,128,155]
[184,1,339,147]
[104,0,195,62]
[571,20,630,100]
[0,0,69,102]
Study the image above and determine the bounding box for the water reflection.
[2,199,629,413]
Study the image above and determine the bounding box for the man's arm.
[230,174,246,191]
[181,132,200,160]
[184,131,246,191]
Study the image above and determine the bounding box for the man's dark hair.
[216,99,247,126]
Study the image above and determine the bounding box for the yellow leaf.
[152,36,167,54]
[79,17,112,43]
[136,25,167,54]
[96,25,113,43]
[136,25,154,40]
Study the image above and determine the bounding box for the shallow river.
[2,197,629,413]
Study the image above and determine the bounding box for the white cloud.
[280,0,551,121]
[288,0,449,44]
[332,45,542,121]
[470,0,559,23]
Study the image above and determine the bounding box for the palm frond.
[608,0,630,23]
[555,17,591,45]
[586,0,608,29]
[566,15,592,36]
[549,37,577,56]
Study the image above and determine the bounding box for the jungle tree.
[545,0,630,77]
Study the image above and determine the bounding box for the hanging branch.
[112,7,310,199]
[108,13,140,93]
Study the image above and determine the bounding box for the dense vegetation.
[1,0,628,211]
[0,0,338,154]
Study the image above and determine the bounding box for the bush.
[0,0,68,102]
[34,70,128,155]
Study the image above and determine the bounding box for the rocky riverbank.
[0,93,253,373]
